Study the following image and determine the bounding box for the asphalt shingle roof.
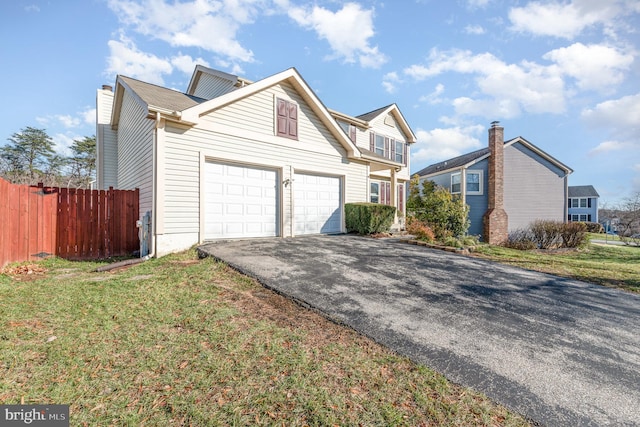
[356,104,393,122]
[568,185,599,198]
[120,76,207,112]
[415,147,490,176]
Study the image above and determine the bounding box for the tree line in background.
[0,127,96,188]
[599,192,640,244]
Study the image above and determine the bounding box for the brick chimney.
[482,121,508,244]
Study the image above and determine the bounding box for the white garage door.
[294,173,341,235]
[204,162,278,239]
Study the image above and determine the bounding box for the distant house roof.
[415,136,572,177]
[415,147,490,176]
[569,185,599,198]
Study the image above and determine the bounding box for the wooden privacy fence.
[0,179,139,268]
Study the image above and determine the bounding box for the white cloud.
[55,115,81,128]
[464,25,485,35]
[106,36,173,85]
[51,133,79,157]
[411,125,485,164]
[403,49,566,117]
[582,93,640,132]
[467,0,491,7]
[171,54,210,75]
[583,93,640,157]
[588,140,634,156]
[25,4,40,12]
[419,84,445,104]
[107,0,259,63]
[35,109,95,130]
[508,0,638,40]
[509,2,599,39]
[543,43,633,91]
[288,2,386,68]
[81,108,96,126]
[382,72,400,93]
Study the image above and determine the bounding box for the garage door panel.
[205,162,279,239]
[294,173,341,235]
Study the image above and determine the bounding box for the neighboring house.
[96,65,416,257]
[415,122,573,243]
[568,185,599,223]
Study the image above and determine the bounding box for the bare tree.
[616,191,640,245]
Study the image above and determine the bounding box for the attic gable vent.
[384,114,396,127]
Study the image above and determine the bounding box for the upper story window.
[395,140,404,164]
[569,197,591,208]
[338,121,357,142]
[276,98,298,140]
[374,134,385,156]
[369,132,406,165]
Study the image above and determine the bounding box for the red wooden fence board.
[0,178,139,268]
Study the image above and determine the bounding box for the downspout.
[144,111,161,259]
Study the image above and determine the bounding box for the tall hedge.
[345,203,396,234]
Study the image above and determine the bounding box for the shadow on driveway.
[199,234,640,427]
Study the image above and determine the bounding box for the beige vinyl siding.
[161,83,369,237]
[191,73,236,100]
[503,143,567,230]
[360,112,411,181]
[200,82,347,157]
[117,91,154,216]
[96,89,118,189]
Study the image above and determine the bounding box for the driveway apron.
[199,235,640,427]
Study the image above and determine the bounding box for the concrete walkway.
[199,235,640,427]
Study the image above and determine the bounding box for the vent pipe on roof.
[102,85,113,92]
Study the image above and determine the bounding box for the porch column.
[391,168,398,224]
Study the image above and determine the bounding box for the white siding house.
[96,66,416,257]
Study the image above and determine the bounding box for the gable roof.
[569,185,599,198]
[111,76,207,127]
[355,104,417,144]
[416,136,572,178]
[180,67,361,158]
[186,65,238,96]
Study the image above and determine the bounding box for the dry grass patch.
[1,250,530,426]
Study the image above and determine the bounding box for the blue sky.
[1,0,638,206]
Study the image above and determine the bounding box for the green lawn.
[473,243,640,293]
[0,251,529,426]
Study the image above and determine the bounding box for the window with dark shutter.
[276,98,298,140]
[588,198,592,208]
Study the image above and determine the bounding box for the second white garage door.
[294,173,342,235]
[204,162,278,239]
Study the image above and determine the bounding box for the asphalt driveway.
[199,235,640,426]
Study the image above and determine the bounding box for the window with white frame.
[580,214,587,221]
[374,134,385,156]
[369,132,406,165]
[338,121,356,142]
[572,214,579,221]
[466,170,483,195]
[450,171,482,195]
[570,197,590,208]
[451,173,461,194]
[370,182,379,204]
[395,140,404,163]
